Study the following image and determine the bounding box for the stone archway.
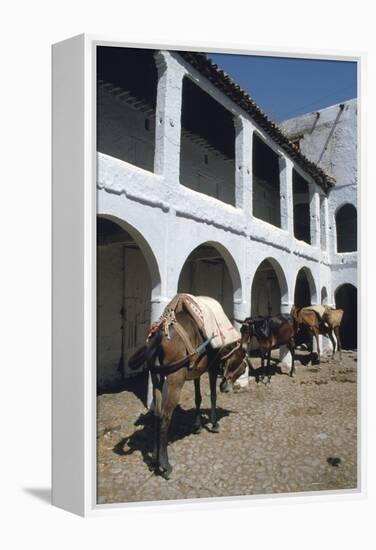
[251,258,288,316]
[335,283,357,349]
[177,241,241,319]
[336,204,357,253]
[294,267,317,307]
[97,215,161,395]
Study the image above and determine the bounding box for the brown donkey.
[236,315,296,381]
[128,309,248,479]
[291,305,344,364]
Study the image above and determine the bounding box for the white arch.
[294,266,318,305]
[335,282,357,295]
[335,203,357,253]
[253,256,290,305]
[98,214,162,296]
[334,201,357,216]
[177,240,242,303]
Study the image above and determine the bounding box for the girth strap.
[172,321,196,355]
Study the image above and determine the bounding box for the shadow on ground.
[97,369,149,406]
[113,406,235,471]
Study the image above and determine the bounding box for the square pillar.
[279,302,294,374]
[280,157,294,234]
[233,299,251,388]
[309,185,321,247]
[320,194,329,251]
[234,116,253,213]
[154,51,186,186]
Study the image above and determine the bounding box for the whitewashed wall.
[96,50,349,388]
[281,99,358,299]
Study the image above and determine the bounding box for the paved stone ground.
[97,350,357,504]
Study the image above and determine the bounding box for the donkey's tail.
[128,330,162,371]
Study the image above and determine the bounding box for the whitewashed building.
[96,47,357,391]
[280,99,357,351]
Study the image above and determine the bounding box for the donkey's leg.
[209,368,220,433]
[314,329,321,366]
[307,331,313,355]
[247,355,253,378]
[289,340,296,377]
[158,372,185,479]
[327,329,336,359]
[193,378,202,433]
[309,329,320,366]
[267,348,272,383]
[259,352,265,383]
[334,326,342,361]
[151,372,164,468]
[255,355,261,383]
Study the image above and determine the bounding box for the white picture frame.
[52,34,365,517]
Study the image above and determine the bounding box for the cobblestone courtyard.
[97,351,357,504]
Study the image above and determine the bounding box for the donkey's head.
[234,317,255,351]
[219,344,248,393]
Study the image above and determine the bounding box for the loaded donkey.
[235,314,296,382]
[128,294,250,479]
[291,304,344,364]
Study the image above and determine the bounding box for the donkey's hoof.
[161,466,172,480]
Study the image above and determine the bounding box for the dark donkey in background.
[128,307,248,479]
[236,315,296,382]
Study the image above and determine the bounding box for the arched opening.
[97,216,160,397]
[180,77,235,205]
[293,169,311,244]
[177,243,240,319]
[252,134,281,227]
[321,286,328,304]
[251,259,287,316]
[97,46,158,172]
[294,267,316,307]
[336,204,357,252]
[335,284,357,349]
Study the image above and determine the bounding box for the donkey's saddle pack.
[300,304,343,329]
[161,293,240,350]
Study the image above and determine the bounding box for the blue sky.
[210,54,357,122]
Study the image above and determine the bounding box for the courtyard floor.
[97,350,358,504]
